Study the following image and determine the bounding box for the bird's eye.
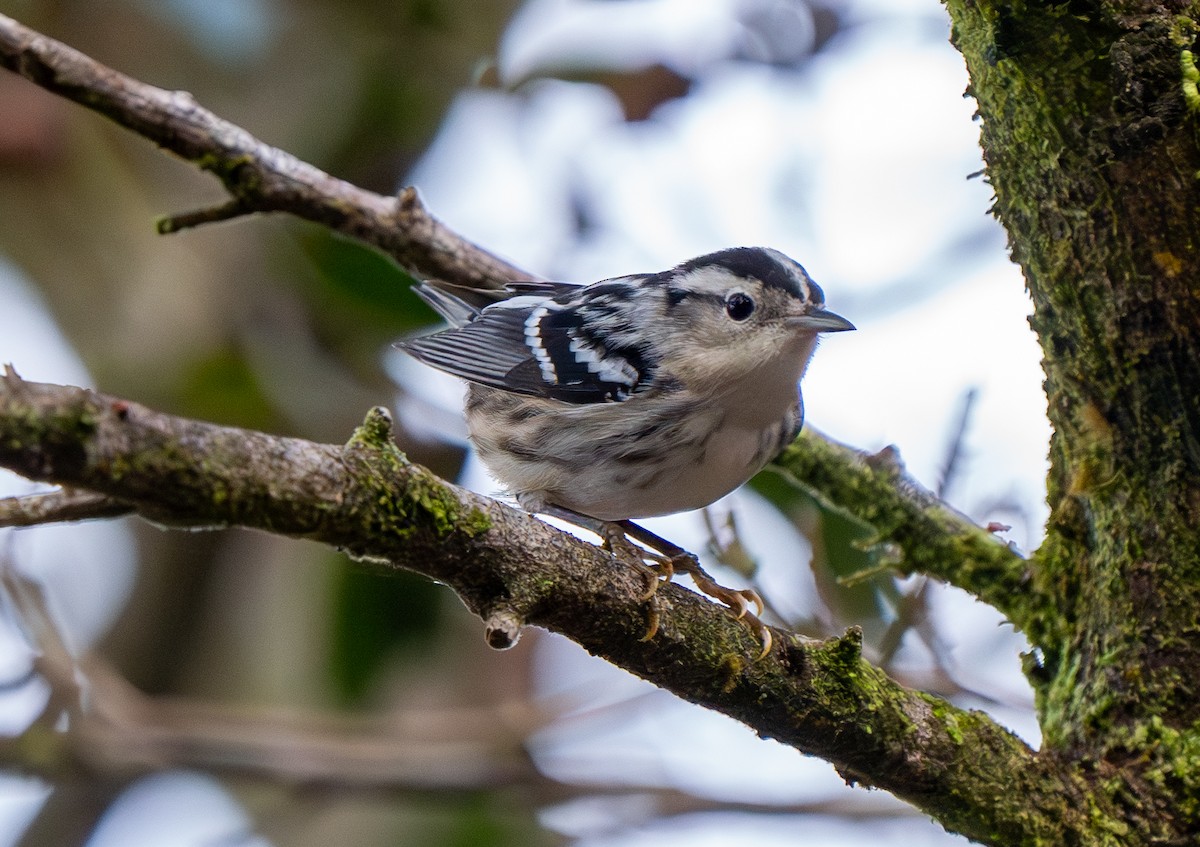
[725,292,755,321]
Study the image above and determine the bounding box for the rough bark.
[943,1,1200,840]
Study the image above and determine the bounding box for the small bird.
[399,247,853,654]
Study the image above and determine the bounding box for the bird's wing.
[400,298,539,391]
[400,279,655,404]
[412,280,584,326]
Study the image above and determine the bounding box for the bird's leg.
[615,520,763,615]
[617,520,772,658]
[528,500,771,656]
[530,504,663,603]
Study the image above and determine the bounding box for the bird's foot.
[615,520,772,658]
[600,525,669,603]
[668,552,772,659]
[529,504,771,655]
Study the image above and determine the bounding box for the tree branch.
[0,12,531,288]
[0,7,1042,632]
[772,433,1046,642]
[0,368,1097,844]
[0,489,132,525]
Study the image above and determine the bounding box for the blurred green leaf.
[753,468,900,637]
[176,344,281,431]
[300,230,424,325]
[294,229,433,378]
[329,554,442,703]
[443,793,555,847]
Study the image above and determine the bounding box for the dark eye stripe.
[666,286,689,308]
[664,287,726,310]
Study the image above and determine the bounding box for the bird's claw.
[599,520,772,658]
[669,553,771,657]
[602,527,668,601]
[639,603,661,642]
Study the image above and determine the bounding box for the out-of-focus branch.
[0,12,532,288]
[0,560,923,821]
[45,660,546,791]
[0,490,131,526]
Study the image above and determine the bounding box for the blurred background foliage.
[0,1,1045,844]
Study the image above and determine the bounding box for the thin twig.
[937,387,979,501]
[156,198,251,233]
[0,548,86,729]
[0,489,132,527]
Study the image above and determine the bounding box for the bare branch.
[156,198,251,234]
[937,387,979,501]
[0,489,132,526]
[0,550,87,730]
[0,12,533,288]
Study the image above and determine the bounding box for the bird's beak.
[787,307,855,333]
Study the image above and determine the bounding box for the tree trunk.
[946,1,1200,839]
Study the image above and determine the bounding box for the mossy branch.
[0,369,1101,845]
[773,432,1047,643]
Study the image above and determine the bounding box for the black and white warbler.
[399,247,853,653]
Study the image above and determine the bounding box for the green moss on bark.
[943,0,1200,839]
[342,406,491,542]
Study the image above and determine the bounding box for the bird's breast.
[466,385,801,521]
